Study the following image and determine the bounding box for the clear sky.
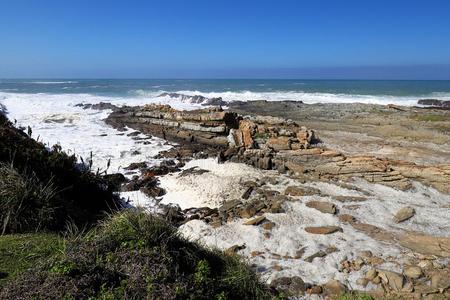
[1,0,450,79]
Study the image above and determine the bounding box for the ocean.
[1,79,450,106]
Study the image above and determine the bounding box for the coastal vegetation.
[0,111,273,299]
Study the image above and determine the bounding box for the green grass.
[0,233,63,287]
[412,114,450,122]
[336,292,374,300]
[1,210,274,299]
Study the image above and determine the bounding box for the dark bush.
[0,111,122,233]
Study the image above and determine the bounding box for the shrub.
[0,210,274,300]
[0,112,122,233]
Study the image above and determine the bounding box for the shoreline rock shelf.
[106,104,450,194]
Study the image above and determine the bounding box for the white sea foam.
[135,89,450,106]
[160,158,450,287]
[0,92,172,173]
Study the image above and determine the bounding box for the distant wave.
[27,81,79,84]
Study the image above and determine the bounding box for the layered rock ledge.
[106,104,450,194]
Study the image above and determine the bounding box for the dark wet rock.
[270,276,306,295]
[304,250,327,262]
[124,162,148,170]
[103,173,128,190]
[241,186,254,199]
[75,102,119,111]
[418,99,450,109]
[178,166,209,177]
[157,92,228,107]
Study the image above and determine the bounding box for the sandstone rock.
[243,215,266,226]
[356,278,369,287]
[306,201,337,214]
[262,221,276,230]
[403,266,422,279]
[360,250,373,258]
[250,251,264,257]
[284,186,321,196]
[365,269,378,281]
[270,276,306,295]
[307,285,323,294]
[305,226,343,235]
[338,214,356,223]
[333,196,367,202]
[399,234,450,257]
[377,270,405,292]
[393,206,415,223]
[430,270,450,290]
[323,280,347,295]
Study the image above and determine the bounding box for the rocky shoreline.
[89,100,450,299]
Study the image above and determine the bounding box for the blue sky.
[1,0,450,79]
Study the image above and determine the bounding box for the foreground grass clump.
[0,233,63,287]
[0,112,121,233]
[0,211,273,300]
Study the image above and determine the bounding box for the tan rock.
[365,269,378,281]
[403,266,422,279]
[243,215,266,226]
[356,278,369,287]
[394,206,415,223]
[305,226,343,235]
[284,186,321,196]
[306,201,337,214]
[377,270,405,292]
[323,279,347,295]
[430,270,450,290]
[338,214,356,223]
[262,221,275,230]
[399,234,450,257]
[333,196,367,202]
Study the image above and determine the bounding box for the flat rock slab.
[306,201,337,214]
[284,186,321,196]
[399,234,450,257]
[305,226,343,234]
[244,215,266,226]
[333,196,368,202]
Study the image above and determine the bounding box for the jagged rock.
[305,226,343,234]
[305,201,337,214]
[377,270,405,292]
[365,269,378,281]
[403,266,422,279]
[393,206,415,223]
[241,186,254,199]
[270,276,306,295]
